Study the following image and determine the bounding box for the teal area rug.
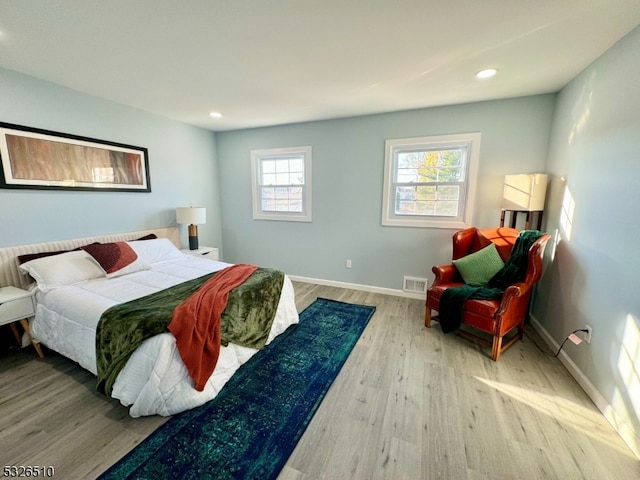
[99,297,376,480]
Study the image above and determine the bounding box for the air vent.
[403,276,428,294]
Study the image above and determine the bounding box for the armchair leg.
[491,336,503,361]
[425,307,432,328]
[517,322,525,341]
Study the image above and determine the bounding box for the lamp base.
[188,224,199,250]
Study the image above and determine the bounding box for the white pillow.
[19,250,105,292]
[104,259,149,278]
[127,237,185,265]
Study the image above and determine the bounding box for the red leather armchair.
[425,227,551,361]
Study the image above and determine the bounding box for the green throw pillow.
[453,243,505,286]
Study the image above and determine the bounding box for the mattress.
[29,246,299,417]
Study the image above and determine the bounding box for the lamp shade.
[176,207,206,225]
[501,174,548,211]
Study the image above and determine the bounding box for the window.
[251,146,312,222]
[382,133,480,228]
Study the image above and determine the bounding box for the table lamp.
[176,206,206,250]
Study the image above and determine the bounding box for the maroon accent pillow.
[134,233,158,241]
[18,249,70,265]
[17,242,100,265]
[82,242,139,276]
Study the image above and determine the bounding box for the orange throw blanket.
[168,264,258,391]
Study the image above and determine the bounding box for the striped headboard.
[0,227,181,289]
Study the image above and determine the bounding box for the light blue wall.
[0,67,221,249]
[216,95,556,290]
[534,26,640,450]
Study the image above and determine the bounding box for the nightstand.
[181,246,220,261]
[0,286,44,358]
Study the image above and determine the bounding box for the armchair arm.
[431,264,461,285]
[500,282,529,301]
[495,281,532,332]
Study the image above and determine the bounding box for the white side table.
[181,246,220,261]
[0,286,44,358]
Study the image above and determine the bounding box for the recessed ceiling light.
[475,68,498,79]
[209,112,223,118]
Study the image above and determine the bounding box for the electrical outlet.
[584,325,592,344]
[346,259,352,269]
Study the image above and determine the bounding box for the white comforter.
[30,254,299,417]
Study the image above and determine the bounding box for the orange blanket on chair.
[168,264,258,391]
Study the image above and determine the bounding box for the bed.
[0,228,299,417]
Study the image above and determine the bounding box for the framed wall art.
[0,122,151,192]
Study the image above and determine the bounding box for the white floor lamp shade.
[501,174,548,211]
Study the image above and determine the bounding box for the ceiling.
[1,1,639,132]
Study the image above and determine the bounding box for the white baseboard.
[529,314,640,459]
[288,275,426,300]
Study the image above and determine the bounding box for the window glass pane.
[395,199,411,214]
[435,201,459,216]
[396,186,415,199]
[398,152,420,168]
[262,160,276,173]
[414,201,436,215]
[437,166,463,182]
[262,173,276,185]
[437,185,459,200]
[289,157,304,172]
[419,167,439,182]
[397,167,417,183]
[262,199,274,210]
[289,173,303,185]
[275,159,289,172]
[395,186,417,215]
[261,186,275,199]
[416,185,436,200]
[439,149,462,166]
[275,173,289,184]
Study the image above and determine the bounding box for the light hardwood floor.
[0,282,638,479]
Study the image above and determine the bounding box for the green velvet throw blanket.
[96,267,284,395]
[438,230,543,334]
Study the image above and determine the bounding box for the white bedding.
[29,250,299,417]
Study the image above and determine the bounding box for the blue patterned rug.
[99,297,376,480]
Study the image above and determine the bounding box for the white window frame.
[251,146,312,222]
[381,132,481,229]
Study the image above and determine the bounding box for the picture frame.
[0,122,151,192]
